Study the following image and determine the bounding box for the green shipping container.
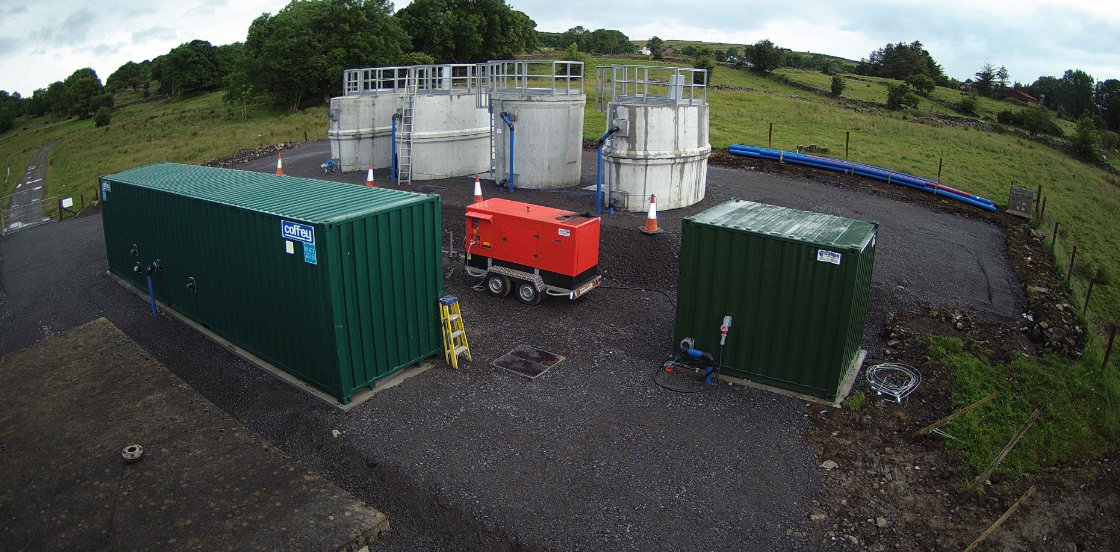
[100,163,443,404]
[674,200,878,401]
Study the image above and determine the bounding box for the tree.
[784,51,804,69]
[996,66,1009,90]
[402,52,435,65]
[679,45,697,57]
[94,106,112,128]
[1096,79,1120,131]
[822,60,838,75]
[239,0,410,110]
[973,63,996,97]
[693,46,715,82]
[578,29,633,55]
[44,82,67,117]
[714,49,726,63]
[886,83,919,110]
[558,26,588,53]
[956,93,979,115]
[1027,75,1061,109]
[856,40,944,81]
[744,39,784,74]
[562,42,583,62]
[106,61,145,92]
[396,0,536,63]
[831,75,846,96]
[906,74,935,96]
[1057,69,1095,119]
[1018,105,1061,137]
[63,68,104,118]
[1071,116,1102,162]
[162,40,223,95]
[89,93,115,113]
[725,46,739,59]
[647,36,664,60]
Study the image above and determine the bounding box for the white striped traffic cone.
[640,194,664,235]
[276,154,284,176]
[366,164,376,188]
[473,176,483,203]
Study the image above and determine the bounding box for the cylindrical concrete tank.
[328,94,400,172]
[488,61,586,189]
[598,65,711,211]
[604,102,710,211]
[409,92,491,180]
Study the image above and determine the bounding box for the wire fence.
[1030,196,1118,372]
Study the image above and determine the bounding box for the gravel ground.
[0,143,1024,551]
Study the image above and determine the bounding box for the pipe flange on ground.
[121,444,144,463]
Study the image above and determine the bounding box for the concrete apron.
[111,272,433,411]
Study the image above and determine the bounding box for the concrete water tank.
[328,67,410,172]
[408,88,491,181]
[598,65,711,211]
[487,61,586,189]
[328,94,399,172]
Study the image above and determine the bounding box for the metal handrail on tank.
[343,64,487,96]
[484,60,584,97]
[595,65,707,112]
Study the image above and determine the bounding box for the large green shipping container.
[100,163,443,404]
[674,200,878,400]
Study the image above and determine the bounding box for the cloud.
[0,4,28,17]
[27,8,99,48]
[0,36,23,56]
[186,0,229,17]
[131,26,179,44]
[126,7,157,17]
[89,42,128,57]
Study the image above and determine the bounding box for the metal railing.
[484,60,584,97]
[343,64,487,96]
[595,65,707,112]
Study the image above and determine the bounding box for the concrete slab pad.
[0,318,389,551]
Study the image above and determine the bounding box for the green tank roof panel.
[686,199,877,252]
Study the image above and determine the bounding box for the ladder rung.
[451,330,464,339]
[454,345,469,356]
[449,313,461,321]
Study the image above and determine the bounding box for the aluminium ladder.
[396,93,415,185]
[439,296,471,369]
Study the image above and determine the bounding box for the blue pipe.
[391,114,399,180]
[729,145,996,211]
[500,112,515,193]
[730,145,996,206]
[146,274,157,316]
[596,125,622,214]
[683,347,717,384]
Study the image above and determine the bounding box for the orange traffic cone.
[640,194,664,235]
[472,176,483,203]
[276,154,284,176]
[366,164,376,188]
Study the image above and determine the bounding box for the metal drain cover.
[492,345,565,379]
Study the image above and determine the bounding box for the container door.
[499,223,538,266]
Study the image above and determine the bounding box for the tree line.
[0,0,538,127]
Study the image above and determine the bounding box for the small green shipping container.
[100,163,443,404]
[674,200,878,400]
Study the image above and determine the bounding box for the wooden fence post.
[1067,246,1077,287]
[937,158,943,183]
[1051,221,1059,249]
[1084,277,1095,314]
[1104,326,1117,370]
[1034,184,1042,214]
[845,131,850,159]
[768,123,773,147]
[1040,196,1047,220]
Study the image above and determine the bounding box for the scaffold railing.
[595,65,707,112]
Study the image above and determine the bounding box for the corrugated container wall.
[673,200,878,400]
[100,163,443,404]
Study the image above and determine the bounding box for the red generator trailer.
[465,198,602,305]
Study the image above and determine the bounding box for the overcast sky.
[1,0,1118,96]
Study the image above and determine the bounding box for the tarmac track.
[0,143,1025,551]
[3,143,53,234]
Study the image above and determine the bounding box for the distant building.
[999,89,1040,106]
[662,47,674,55]
[641,46,651,56]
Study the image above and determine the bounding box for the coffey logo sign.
[281,220,315,245]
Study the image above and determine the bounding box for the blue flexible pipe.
[146,274,157,316]
[596,126,621,215]
[500,112,515,193]
[391,115,398,180]
[729,144,996,211]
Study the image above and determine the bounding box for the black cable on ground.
[599,285,676,307]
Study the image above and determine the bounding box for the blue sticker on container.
[281,219,315,245]
[303,243,317,265]
[100,179,110,201]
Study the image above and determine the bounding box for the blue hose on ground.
[729,144,996,211]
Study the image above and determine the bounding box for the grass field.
[0,94,326,217]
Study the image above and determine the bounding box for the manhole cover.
[492,345,565,379]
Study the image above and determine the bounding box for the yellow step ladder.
[439,296,471,369]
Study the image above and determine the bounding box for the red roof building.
[1000,89,1040,106]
